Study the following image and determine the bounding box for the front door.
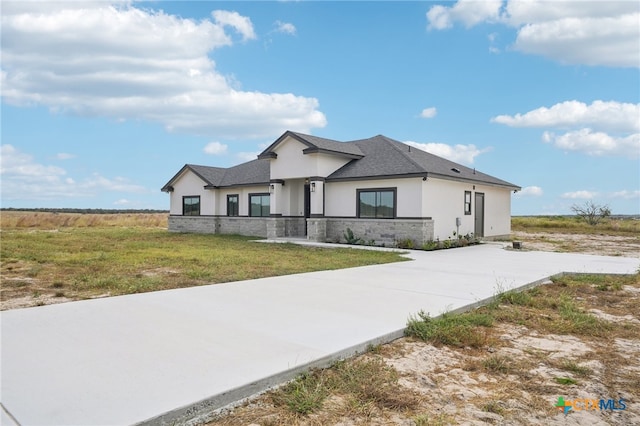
[474,192,485,238]
[303,183,311,236]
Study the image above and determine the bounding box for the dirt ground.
[511,231,640,258]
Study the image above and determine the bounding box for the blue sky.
[1,0,639,215]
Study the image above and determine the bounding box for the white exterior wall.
[423,177,512,240]
[215,185,270,216]
[169,171,215,215]
[324,178,424,217]
[270,137,350,180]
[484,188,512,237]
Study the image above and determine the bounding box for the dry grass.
[206,273,640,425]
[511,216,640,236]
[1,212,405,310]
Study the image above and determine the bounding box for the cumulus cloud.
[0,3,326,139]
[493,100,640,158]
[426,0,639,68]
[492,101,640,133]
[543,129,639,158]
[427,0,502,30]
[561,190,598,199]
[405,141,489,165]
[420,107,437,119]
[204,141,228,155]
[610,190,640,199]
[1,145,147,201]
[515,186,543,197]
[212,10,256,41]
[274,20,296,35]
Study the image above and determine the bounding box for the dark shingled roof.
[259,130,364,159]
[163,131,519,191]
[161,159,270,191]
[327,135,519,189]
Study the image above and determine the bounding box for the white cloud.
[494,100,640,158]
[420,107,437,119]
[114,198,131,206]
[543,129,639,158]
[274,20,296,35]
[212,10,256,41]
[427,0,502,30]
[0,145,147,201]
[562,190,598,199]
[405,141,489,165]
[492,101,640,133]
[0,3,326,139]
[610,190,640,199]
[204,141,228,155]
[516,186,543,197]
[427,1,640,68]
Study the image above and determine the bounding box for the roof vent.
[451,167,461,173]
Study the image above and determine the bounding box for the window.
[183,196,200,216]
[227,194,239,216]
[357,189,396,218]
[249,193,270,217]
[464,191,472,215]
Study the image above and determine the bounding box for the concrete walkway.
[1,244,637,425]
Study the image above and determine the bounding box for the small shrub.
[422,240,438,251]
[396,238,415,249]
[343,228,363,245]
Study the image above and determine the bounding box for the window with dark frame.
[227,194,239,216]
[357,188,396,218]
[464,191,472,215]
[183,196,200,216]
[249,193,270,217]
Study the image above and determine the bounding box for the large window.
[227,194,239,216]
[357,188,396,218]
[182,196,200,216]
[249,193,270,217]
[464,191,472,215]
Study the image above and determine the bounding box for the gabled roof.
[163,131,519,192]
[161,159,270,192]
[327,135,520,189]
[258,130,364,159]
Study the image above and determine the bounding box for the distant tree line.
[1,208,169,214]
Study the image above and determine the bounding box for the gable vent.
[451,168,461,173]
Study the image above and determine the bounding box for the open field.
[0,211,405,310]
[511,216,640,258]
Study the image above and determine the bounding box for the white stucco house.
[162,131,520,245]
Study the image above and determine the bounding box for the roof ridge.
[377,135,427,173]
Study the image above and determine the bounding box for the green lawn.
[1,226,406,304]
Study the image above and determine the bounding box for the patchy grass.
[1,213,406,309]
[511,216,640,236]
[203,275,640,425]
[406,310,493,348]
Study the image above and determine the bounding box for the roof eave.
[428,173,520,190]
[302,147,364,159]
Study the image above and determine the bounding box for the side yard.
[0,212,405,310]
[207,273,640,426]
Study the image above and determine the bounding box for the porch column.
[309,177,325,217]
[269,180,284,216]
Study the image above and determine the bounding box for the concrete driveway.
[1,243,637,425]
